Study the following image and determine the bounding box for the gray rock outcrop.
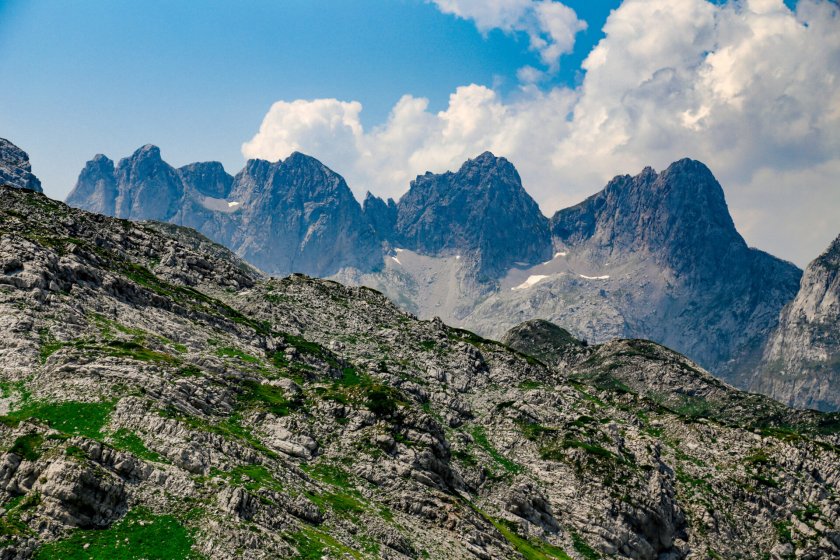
[751,234,840,411]
[0,138,43,193]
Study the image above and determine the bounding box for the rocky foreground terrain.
[2,185,840,559]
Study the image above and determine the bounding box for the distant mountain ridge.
[67,145,382,277]
[66,143,836,409]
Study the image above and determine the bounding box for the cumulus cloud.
[430,0,586,71]
[243,0,840,266]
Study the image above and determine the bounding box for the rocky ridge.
[0,140,41,194]
[1,184,840,558]
[460,160,802,387]
[66,145,381,277]
[751,235,840,411]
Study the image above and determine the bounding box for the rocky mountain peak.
[66,154,118,215]
[816,234,840,270]
[362,192,397,241]
[394,153,552,278]
[551,158,742,273]
[177,161,233,199]
[112,144,182,221]
[753,233,840,410]
[457,150,513,174]
[134,143,162,159]
[0,137,43,193]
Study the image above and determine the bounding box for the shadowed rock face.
[501,319,587,368]
[393,152,553,279]
[0,138,43,193]
[66,154,117,215]
[362,192,397,242]
[67,147,382,277]
[532,159,803,385]
[224,152,382,277]
[178,161,233,199]
[752,234,840,411]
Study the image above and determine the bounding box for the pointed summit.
[112,145,182,221]
[551,158,739,277]
[547,158,801,383]
[394,153,551,278]
[66,154,117,215]
[362,192,397,241]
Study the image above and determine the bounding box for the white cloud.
[430,0,587,71]
[243,0,840,266]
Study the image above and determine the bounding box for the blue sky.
[0,0,835,267]
[0,0,615,195]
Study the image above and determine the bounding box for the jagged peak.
[91,153,113,164]
[178,160,228,174]
[130,144,162,160]
[457,151,515,174]
[815,233,840,270]
[282,150,328,169]
[663,157,714,175]
[0,137,31,165]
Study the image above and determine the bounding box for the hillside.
[1,185,839,559]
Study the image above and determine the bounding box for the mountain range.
[65,142,839,410]
[2,165,840,558]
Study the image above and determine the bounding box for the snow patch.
[579,274,610,280]
[512,275,549,291]
[391,256,402,265]
[395,248,404,253]
[543,251,568,265]
[200,196,242,213]
[455,255,461,260]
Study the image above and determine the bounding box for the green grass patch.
[240,381,300,417]
[671,395,716,421]
[306,490,365,517]
[571,531,601,560]
[468,503,570,560]
[109,429,165,463]
[33,507,200,560]
[287,527,362,560]
[0,493,40,541]
[304,462,353,489]
[302,462,365,517]
[102,340,179,364]
[216,346,260,364]
[315,367,404,417]
[471,426,521,474]
[518,380,543,390]
[8,433,43,461]
[518,421,559,442]
[540,439,618,464]
[212,464,283,494]
[2,400,114,439]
